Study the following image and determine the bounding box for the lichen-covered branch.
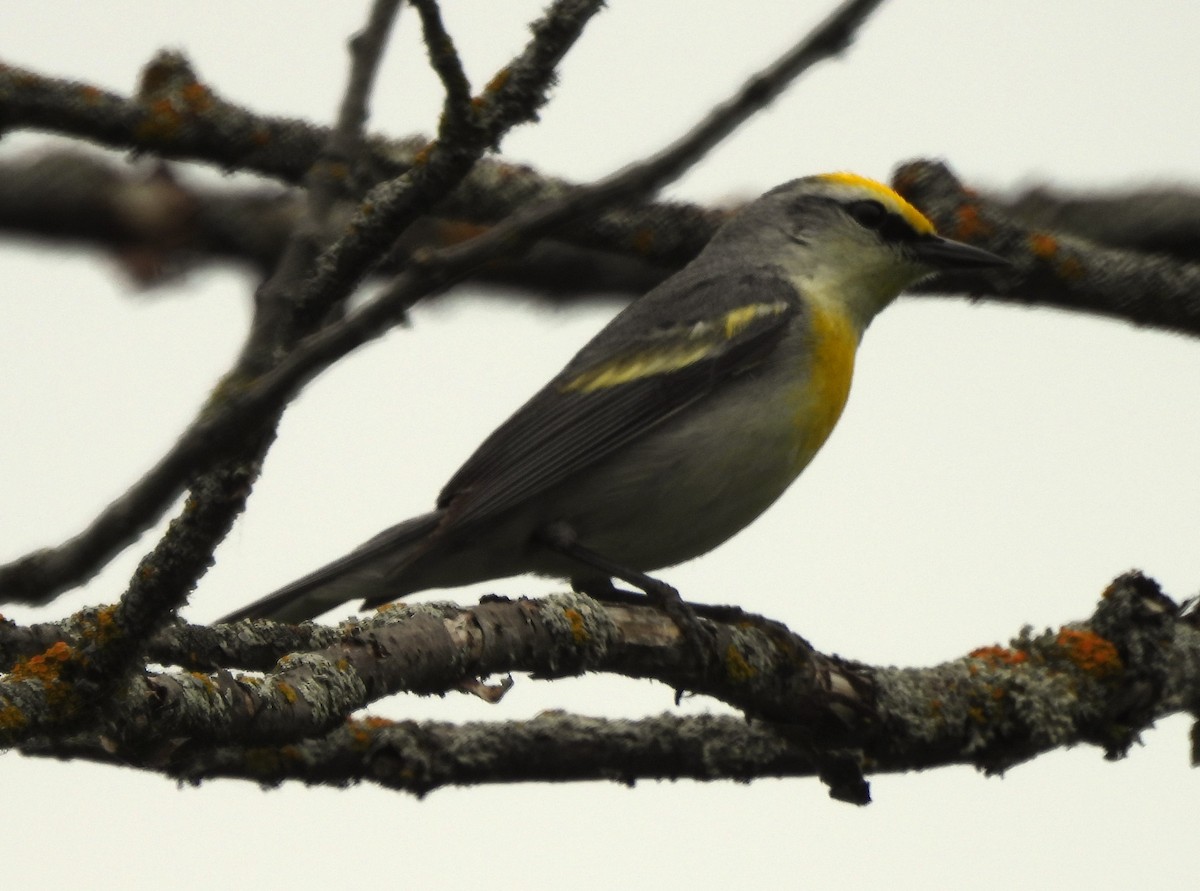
[0,150,668,296]
[12,572,1199,801]
[896,160,1200,336]
[35,712,823,794]
[996,182,1200,264]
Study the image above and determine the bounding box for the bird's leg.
[569,575,646,607]
[538,523,713,674]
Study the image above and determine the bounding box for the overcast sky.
[2,2,1198,889]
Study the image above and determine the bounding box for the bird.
[219,172,1006,625]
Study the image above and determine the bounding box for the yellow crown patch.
[817,171,935,235]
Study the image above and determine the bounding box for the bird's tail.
[216,511,442,624]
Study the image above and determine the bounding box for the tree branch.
[896,160,1200,335]
[10,572,1197,801]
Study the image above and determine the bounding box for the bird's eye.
[847,200,888,229]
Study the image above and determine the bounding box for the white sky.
[2,2,1198,888]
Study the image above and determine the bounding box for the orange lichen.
[344,715,394,749]
[321,160,350,182]
[347,724,372,749]
[1056,629,1122,677]
[8,641,77,708]
[952,202,993,241]
[276,681,299,704]
[724,644,756,681]
[1029,232,1059,259]
[969,645,1029,666]
[189,672,218,695]
[492,161,525,182]
[135,98,184,142]
[483,68,510,95]
[76,606,119,647]
[79,85,103,104]
[562,608,588,644]
[250,126,272,146]
[9,641,73,683]
[180,81,213,112]
[357,716,394,730]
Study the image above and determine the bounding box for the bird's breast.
[788,299,858,470]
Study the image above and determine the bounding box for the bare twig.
[410,0,473,135]
[307,0,403,223]
[337,0,404,148]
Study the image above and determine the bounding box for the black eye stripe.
[847,199,887,227]
[846,199,919,243]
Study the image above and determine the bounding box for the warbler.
[220,172,1006,624]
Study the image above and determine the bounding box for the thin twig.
[337,0,403,144]
[308,0,403,223]
[410,0,474,136]
[290,0,605,333]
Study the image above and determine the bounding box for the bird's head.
[708,172,1007,330]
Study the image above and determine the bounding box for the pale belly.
[402,303,859,591]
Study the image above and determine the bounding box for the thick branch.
[0,150,668,295]
[9,572,1197,799]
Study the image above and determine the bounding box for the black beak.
[912,235,1009,270]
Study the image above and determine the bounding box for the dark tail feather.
[216,511,442,624]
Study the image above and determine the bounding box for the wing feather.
[438,268,802,529]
